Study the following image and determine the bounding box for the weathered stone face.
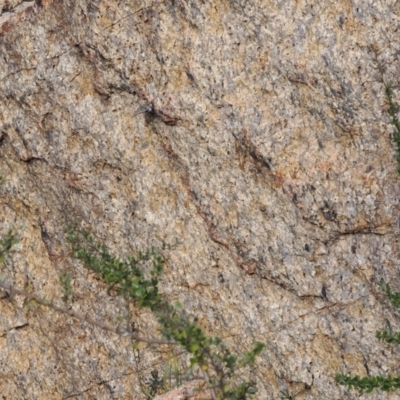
[1,1,400,399]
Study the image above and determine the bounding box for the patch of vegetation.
[59,272,73,306]
[65,224,264,399]
[279,389,295,399]
[370,44,400,175]
[335,281,400,394]
[141,351,188,398]
[384,82,400,175]
[0,224,264,400]
[335,49,400,395]
[0,229,18,265]
[143,369,165,399]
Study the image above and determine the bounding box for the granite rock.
[1,1,400,399]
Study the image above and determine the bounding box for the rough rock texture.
[1,0,400,399]
[154,380,211,400]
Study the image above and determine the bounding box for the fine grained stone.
[1,1,400,399]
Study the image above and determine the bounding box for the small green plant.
[164,354,185,389]
[0,229,18,265]
[384,82,400,175]
[336,53,400,394]
[279,389,295,399]
[64,224,264,399]
[370,45,400,175]
[0,225,264,399]
[335,374,400,394]
[140,352,187,398]
[59,272,73,306]
[379,280,400,310]
[143,369,165,399]
[335,281,400,394]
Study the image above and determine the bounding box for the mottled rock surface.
[1,0,400,399]
[154,380,211,400]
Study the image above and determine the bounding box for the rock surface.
[153,380,211,400]
[1,0,400,399]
